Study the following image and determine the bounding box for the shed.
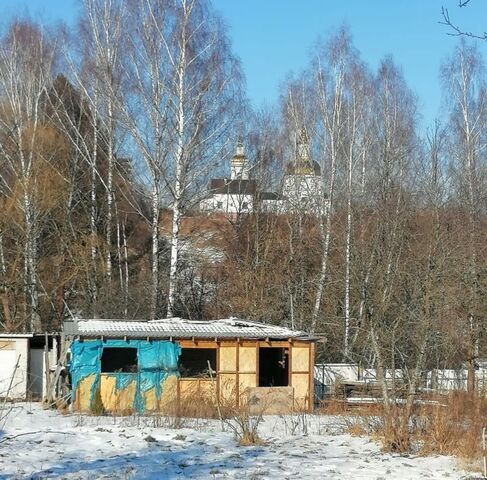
[64,317,315,415]
[0,333,59,400]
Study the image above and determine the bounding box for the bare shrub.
[366,403,414,454]
[280,410,309,436]
[221,395,265,446]
[214,382,268,446]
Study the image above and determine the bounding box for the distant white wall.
[200,193,254,214]
[314,363,487,396]
[314,363,359,385]
[314,363,359,398]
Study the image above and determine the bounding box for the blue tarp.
[69,339,181,413]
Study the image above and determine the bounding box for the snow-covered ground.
[0,403,476,479]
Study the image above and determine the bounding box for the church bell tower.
[230,138,249,180]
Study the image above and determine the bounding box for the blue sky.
[2,0,487,127]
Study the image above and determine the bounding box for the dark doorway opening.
[101,347,138,373]
[179,348,217,378]
[259,347,289,387]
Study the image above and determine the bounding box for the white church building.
[282,128,326,214]
[199,140,257,215]
[199,130,326,216]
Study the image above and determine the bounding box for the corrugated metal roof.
[64,317,312,340]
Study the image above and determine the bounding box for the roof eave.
[67,332,314,342]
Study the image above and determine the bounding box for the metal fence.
[314,363,487,404]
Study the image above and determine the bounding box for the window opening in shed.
[101,347,138,373]
[179,348,216,378]
[259,347,289,387]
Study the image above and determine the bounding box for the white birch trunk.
[106,99,114,282]
[150,183,160,319]
[310,163,336,334]
[344,98,358,358]
[167,3,187,318]
[310,63,342,334]
[116,207,123,297]
[344,160,352,358]
[122,220,129,318]
[91,86,99,313]
[0,233,5,277]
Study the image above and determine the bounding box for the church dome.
[285,160,321,176]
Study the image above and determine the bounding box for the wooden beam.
[236,339,240,407]
[288,341,293,389]
[309,341,315,412]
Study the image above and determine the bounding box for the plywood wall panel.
[99,375,136,412]
[179,379,200,399]
[292,373,310,410]
[239,372,257,391]
[219,347,237,372]
[291,346,310,372]
[239,347,256,372]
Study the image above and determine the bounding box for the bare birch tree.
[309,29,350,335]
[441,39,487,391]
[157,0,242,317]
[120,0,174,319]
[0,21,58,331]
[81,0,127,285]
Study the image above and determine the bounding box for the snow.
[0,403,475,479]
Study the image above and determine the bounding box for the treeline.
[207,28,487,386]
[0,1,486,383]
[0,0,244,331]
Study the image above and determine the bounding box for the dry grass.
[319,390,487,473]
[318,398,348,415]
[416,392,487,463]
[344,417,368,437]
[171,389,218,419]
[345,392,487,473]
